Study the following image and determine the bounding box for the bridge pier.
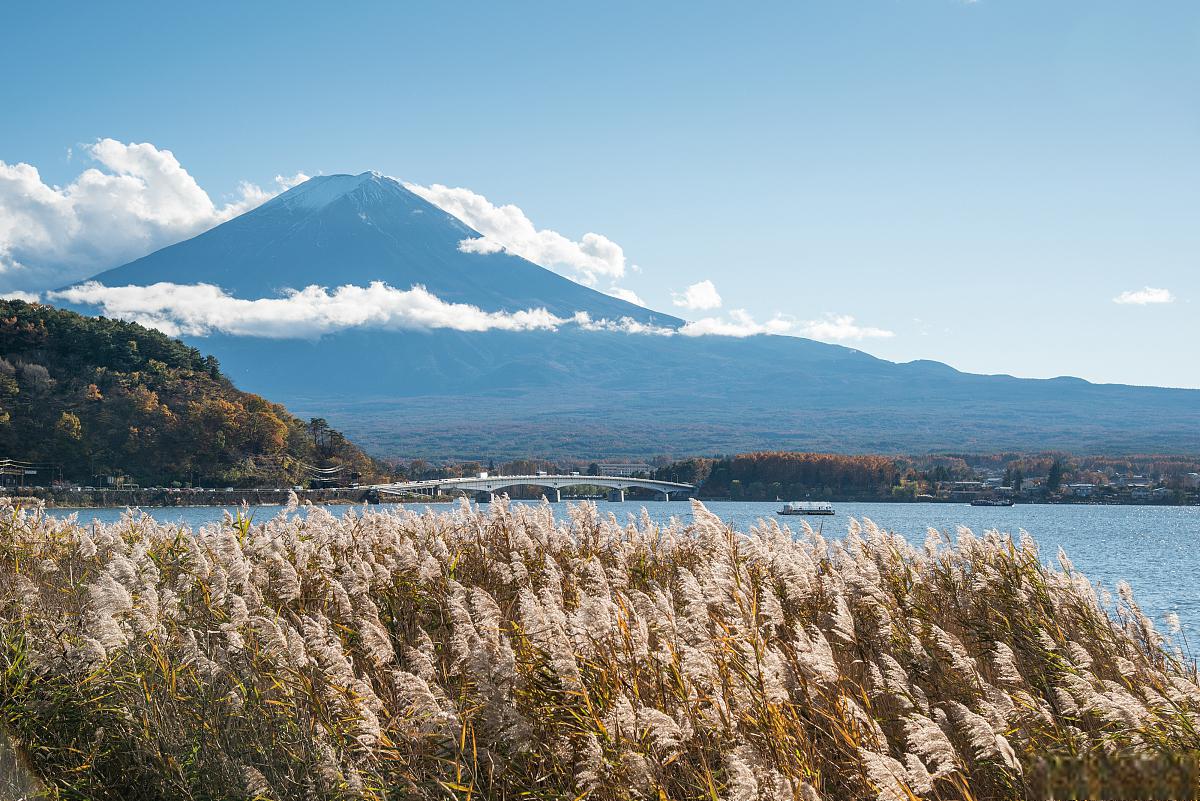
[550,488,561,503]
[660,490,672,502]
[608,489,625,502]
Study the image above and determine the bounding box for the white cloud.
[403,182,627,286]
[0,140,291,292]
[605,286,646,306]
[672,310,893,341]
[457,236,505,255]
[671,279,723,311]
[581,308,892,341]
[680,309,792,337]
[0,290,40,302]
[1113,286,1174,305]
[49,281,566,339]
[572,312,675,336]
[275,172,312,191]
[573,309,787,339]
[797,314,895,342]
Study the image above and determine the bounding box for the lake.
[45,499,1200,644]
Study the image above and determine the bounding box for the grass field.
[0,497,1196,799]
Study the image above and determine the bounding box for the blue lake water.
[45,500,1200,643]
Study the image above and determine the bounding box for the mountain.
[70,174,1200,460]
[89,172,679,326]
[0,299,380,485]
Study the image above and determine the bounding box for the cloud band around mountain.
[43,281,893,344]
[49,281,566,339]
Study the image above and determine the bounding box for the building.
[0,459,52,488]
[945,480,986,501]
[1067,483,1095,498]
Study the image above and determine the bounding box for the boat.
[777,501,835,516]
[969,498,1015,507]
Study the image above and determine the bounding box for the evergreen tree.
[1047,459,1065,492]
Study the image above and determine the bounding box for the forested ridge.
[0,300,381,487]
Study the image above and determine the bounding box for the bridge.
[368,474,694,503]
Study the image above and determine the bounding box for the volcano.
[90,172,678,326]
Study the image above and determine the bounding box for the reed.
[0,497,1195,800]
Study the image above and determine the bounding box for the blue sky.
[1,0,1197,387]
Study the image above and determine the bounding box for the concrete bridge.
[369,474,694,503]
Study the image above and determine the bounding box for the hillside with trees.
[0,300,381,488]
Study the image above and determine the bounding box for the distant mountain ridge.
[67,173,1200,459]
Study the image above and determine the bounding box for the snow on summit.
[273,172,382,210]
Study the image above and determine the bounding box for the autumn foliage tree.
[659,451,901,500]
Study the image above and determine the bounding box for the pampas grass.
[0,497,1196,800]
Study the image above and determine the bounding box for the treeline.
[656,452,901,500]
[653,450,1200,502]
[0,300,382,487]
[921,452,1200,489]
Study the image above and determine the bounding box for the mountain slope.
[87,172,679,326]
[198,326,1200,459]
[0,300,380,485]
[70,174,1200,459]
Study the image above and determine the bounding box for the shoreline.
[8,488,1196,511]
[2,487,452,509]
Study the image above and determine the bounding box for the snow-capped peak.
[271,171,397,210]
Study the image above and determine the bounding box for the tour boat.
[969,498,1015,507]
[777,501,835,516]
